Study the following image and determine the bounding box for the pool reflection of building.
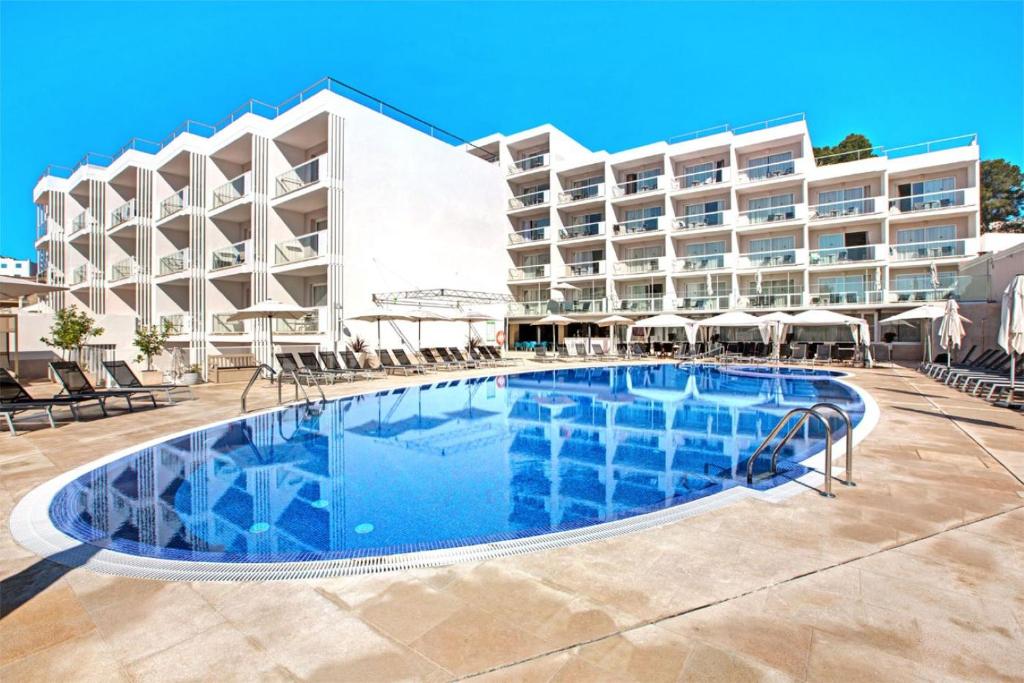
[57,367,858,559]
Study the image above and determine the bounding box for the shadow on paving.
[0,544,99,619]
[893,405,1022,431]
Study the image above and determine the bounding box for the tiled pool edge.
[8,365,879,582]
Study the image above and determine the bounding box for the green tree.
[813,134,878,165]
[40,306,104,359]
[133,321,172,371]
[980,158,1024,231]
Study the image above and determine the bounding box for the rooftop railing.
[212,172,251,209]
[275,157,322,198]
[211,240,251,270]
[560,221,605,240]
[508,152,550,175]
[159,248,190,276]
[808,197,877,220]
[666,113,804,144]
[274,231,327,265]
[109,198,137,228]
[558,182,605,204]
[159,188,189,220]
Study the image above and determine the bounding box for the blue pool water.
[49,364,865,563]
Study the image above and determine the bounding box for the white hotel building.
[32,77,985,372]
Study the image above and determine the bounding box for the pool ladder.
[240,364,327,413]
[744,403,856,498]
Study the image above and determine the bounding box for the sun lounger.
[276,352,331,385]
[324,351,382,379]
[449,348,480,368]
[102,360,194,403]
[50,361,158,411]
[1,368,105,435]
[298,351,355,383]
[392,349,430,374]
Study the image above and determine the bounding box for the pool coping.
[9,363,880,582]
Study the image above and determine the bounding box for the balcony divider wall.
[136,167,154,325]
[326,114,345,352]
[88,179,106,313]
[188,152,208,373]
[252,135,272,367]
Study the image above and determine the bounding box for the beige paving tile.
[0,574,96,667]
[0,631,129,682]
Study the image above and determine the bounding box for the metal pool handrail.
[241,364,277,413]
[745,407,835,497]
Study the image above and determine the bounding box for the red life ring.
[495,330,506,346]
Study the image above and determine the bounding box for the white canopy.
[345,308,419,323]
[789,309,872,345]
[596,315,633,326]
[0,275,67,301]
[230,300,314,321]
[453,310,494,322]
[533,314,576,325]
[698,311,763,327]
[997,275,1024,397]
[879,305,948,324]
[633,313,697,343]
[757,311,797,345]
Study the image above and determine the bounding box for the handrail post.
[811,402,856,486]
[240,364,277,413]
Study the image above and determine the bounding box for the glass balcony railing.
[509,226,548,245]
[508,189,550,210]
[211,313,245,334]
[560,298,607,314]
[613,175,665,197]
[738,204,798,225]
[274,232,325,265]
[807,290,883,307]
[70,264,88,286]
[508,301,549,316]
[276,157,321,197]
[674,210,726,230]
[737,249,801,269]
[889,239,967,261]
[159,248,190,276]
[616,297,664,312]
[211,240,250,270]
[738,158,798,183]
[109,258,136,282]
[560,221,605,240]
[742,289,804,309]
[672,166,730,190]
[159,314,189,335]
[159,188,189,219]
[888,285,960,303]
[613,216,663,236]
[211,172,250,209]
[110,199,137,228]
[888,190,966,214]
[71,212,88,234]
[508,153,550,175]
[808,245,879,266]
[508,264,550,281]
[564,260,605,277]
[559,183,605,204]
[274,310,320,334]
[675,294,731,312]
[614,257,664,275]
[674,254,727,272]
[808,197,877,220]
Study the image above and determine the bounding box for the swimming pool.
[33,364,869,573]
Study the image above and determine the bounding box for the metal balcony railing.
[674,254,727,272]
[889,239,967,262]
[737,249,803,269]
[274,231,326,265]
[559,183,605,204]
[159,314,189,335]
[508,226,548,245]
[211,240,250,270]
[211,172,251,209]
[742,289,805,309]
[70,264,88,286]
[737,203,802,226]
[276,157,322,197]
[560,298,607,314]
[888,286,960,303]
[71,212,88,234]
[675,294,731,312]
[737,157,800,183]
[560,221,605,240]
[564,260,605,277]
[507,301,548,316]
[159,248,190,275]
[808,245,879,266]
[159,188,189,219]
[110,199,137,227]
[808,197,877,220]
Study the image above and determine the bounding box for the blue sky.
[2,1,1021,260]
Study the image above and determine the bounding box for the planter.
[358,351,376,368]
[179,372,202,386]
[139,370,164,385]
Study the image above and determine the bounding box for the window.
[746,193,795,223]
[747,151,794,179]
[817,233,844,250]
[682,200,724,227]
[622,167,662,194]
[626,245,664,260]
[815,185,871,216]
[891,225,962,260]
[619,205,663,233]
[895,225,956,244]
[310,283,328,307]
[685,240,726,256]
[682,160,725,186]
[749,235,795,254]
[895,176,959,211]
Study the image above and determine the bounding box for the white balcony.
[807,289,884,307]
[108,257,138,284]
[736,203,806,227]
[673,253,733,273]
[68,212,91,244]
[675,294,731,313]
[808,244,881,267]
[612,215,665,237]
[887,279,962,304]
[69,264,89,287]
[559,221,606,241]
[211,313,246,335]
[558,182,605,205]
[159,314,190,336]
[508,189,550,210]
[888,238,975,263]
[210,172,252,219]
[275,157,322,198]
[507,152,550,176]
[158,188,189,221]
[613,256,665,276]
[109,199,137,231]
[736,157,807,184]
[808,197,879,221]
[273,231,328,272]
[507,264,550,281]
[615,297,665,313]
[210,240,252,279]
[736,248,806,269]
[158,248,190,278]
[560,298,607,314]
[563,260,606,278]
[508,226,549,246]
[674,209,734,232]
[274,308,322,335]
[741,289,805,309]
[888,187,976,217]
[671,167,731,191]
[507,301,549,316]
[35,219,61,245]
[612,175,665,199]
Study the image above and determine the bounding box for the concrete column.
[188,152,208,373]
[251,134,271,365]
[136,167,154,326]
[88,179,106,313]
[326,114,345,352]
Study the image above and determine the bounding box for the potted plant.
[883,331,897,344]
[40,305,104,380]
[133,321,171,385]
[180,363,203,386]
[349,336,373,368]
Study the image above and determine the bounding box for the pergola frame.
[371,288,514,309]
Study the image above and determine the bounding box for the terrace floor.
[1,361,1022,682]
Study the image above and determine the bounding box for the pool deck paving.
[0,361,1022,681]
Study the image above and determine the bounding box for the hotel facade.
[31,78,987,374]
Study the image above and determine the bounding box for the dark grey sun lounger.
[1,368,105,435]
[298,351,355,383]
[50,361,158,411]
[323,350,382,379]
[102,360,194,404]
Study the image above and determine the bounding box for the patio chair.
[392,348,430,374]
[377,349,420,375]
[50,361,158,411]
[1,368,105,435]
[298,351,355,383]
[434,347,469,368]
[449,348,481,368]
[102,361,194,404]
[811,344,834,365]
[788,343,807,363]
[420,348,459,371]
[324,350,382,379]
[276,352,330,385]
